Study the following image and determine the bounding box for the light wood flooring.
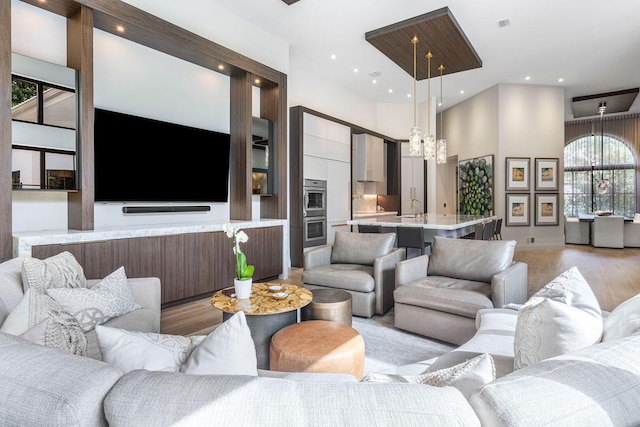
[160,244,640,336]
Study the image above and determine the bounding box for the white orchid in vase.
[223,223,255,280]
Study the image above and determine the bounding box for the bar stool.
[474,223,485,240]
[493,218,503,240]
[397,227,430,259]
[482,220,496,240]
[358,224,381,233]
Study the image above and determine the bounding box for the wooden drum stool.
[269,320,365,380]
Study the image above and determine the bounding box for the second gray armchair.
[302,231,405,317]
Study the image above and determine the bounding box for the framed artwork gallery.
[535,158,559,191]
[535,193,559,226]
[506,193,530,226]
[505,157,530,191]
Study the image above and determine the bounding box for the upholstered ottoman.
[269,320,365,380]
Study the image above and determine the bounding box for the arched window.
[564,134,636,217]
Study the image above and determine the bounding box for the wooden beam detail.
[0,0,12,261]
[230,71,253,221]
[67,4,95,230]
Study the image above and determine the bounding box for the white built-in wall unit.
[302,112,351,246]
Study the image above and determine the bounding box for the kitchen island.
[347,214,495,242]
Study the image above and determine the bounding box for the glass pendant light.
[408,36,422,156]
[423,51,436,160]
[436,64,447,164]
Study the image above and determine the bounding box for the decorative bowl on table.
[268,285,284,292]
[272,292,289,300]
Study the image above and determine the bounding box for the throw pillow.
[513,267,603,370]
[361,353,495,399]
[602,293,640,342]
[47,267,140,332]
[0,288,87,355]
[634,213,640,223]
[95,311,257,376]
[528,266,602,319]
[21,251,86,294]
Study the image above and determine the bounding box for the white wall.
[498,84,565,248]
[439,83,565,248]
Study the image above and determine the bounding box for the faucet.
[410,198,423,219]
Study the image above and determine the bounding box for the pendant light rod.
[412,36,419,126]
[438,64,445,138]
[426,52,432,131]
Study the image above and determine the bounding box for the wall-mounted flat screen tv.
[94,108,231,203]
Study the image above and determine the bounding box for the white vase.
[234,278,252,299]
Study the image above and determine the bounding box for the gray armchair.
[302,231,405,318]
[394,236,528,345]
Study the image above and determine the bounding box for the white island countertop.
[348,214,494,230]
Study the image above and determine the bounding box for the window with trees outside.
[564,134,636,217]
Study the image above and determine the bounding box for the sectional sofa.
[1,256,639,426]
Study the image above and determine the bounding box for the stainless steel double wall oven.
[303,179,327,248]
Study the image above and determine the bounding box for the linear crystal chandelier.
[408,36,423,156]
[436,64,447,164]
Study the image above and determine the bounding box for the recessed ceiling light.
[459,90,465,94]
[116,25,125,32]
[407,94,412,98]
[558,78,564,83]
[353,68,358,73]
[254,78,261,84]
[372,79,377,84]
[330,54,336,60]
[525,76,531,81]
[218,64,224,71]
[388,89,393,93]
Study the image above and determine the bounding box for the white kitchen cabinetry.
[355,134,384,182]
[401,142,425,215]
[303,113,351,245]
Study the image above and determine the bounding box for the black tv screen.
[94,108,231,203]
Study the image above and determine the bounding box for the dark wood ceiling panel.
[571,88,639,118]
[365,7,481,79]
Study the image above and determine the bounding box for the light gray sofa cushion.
[469,334,640,426]
[105,370,481,427]
[427,236,516,283]
[0,331,123,427]
[330,231,395,266]
[300,264,375,292]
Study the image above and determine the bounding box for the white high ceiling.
[213,0,640,121]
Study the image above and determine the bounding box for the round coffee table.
[301,288,352,325]
[269,320,365,380]
[211,283,312,369]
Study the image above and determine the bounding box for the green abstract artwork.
[458,154,494,216]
